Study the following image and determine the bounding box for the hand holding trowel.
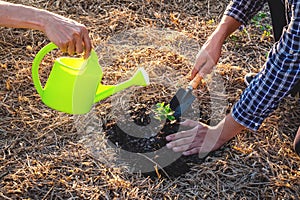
[169,73,203,119]
[169,48,216,119]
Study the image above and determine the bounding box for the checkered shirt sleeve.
[232,0,300,131]
[224,0,267,25]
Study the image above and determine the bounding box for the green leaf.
[153,102,175,122]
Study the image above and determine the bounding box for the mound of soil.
[103,103,208,178]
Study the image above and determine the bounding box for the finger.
[171,138,205,152]
[181,140,211,156]
[60,41,68,53]
[199,56,216,76]
[182,141,212,156]
[58,29,72,53]
[165,134,175,141]
[167,135,196,149]
[172,143,192,152]
[183,147,201,156]
[166,129,195,141]
[82,30,92,59]
[74,34,84,55]
[198,62,215,76]
[192,57,207,79]
[192,49,208,74]
[167,133,205,150]
[68,39,75,56]
[180,120,207,132]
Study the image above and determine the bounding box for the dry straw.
[0,0,299,199]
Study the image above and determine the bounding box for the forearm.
[0,1,50,32]
[213,112,245,146]
[0,1,92,58]
[207,15,242,46]
[192,15,242,80]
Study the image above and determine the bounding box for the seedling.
[153,102,176,122]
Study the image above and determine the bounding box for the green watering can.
[32,42,149,114]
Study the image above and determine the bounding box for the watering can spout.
[94,67,150,103]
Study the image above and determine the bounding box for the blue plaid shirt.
[225,0,300,131]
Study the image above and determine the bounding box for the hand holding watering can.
[32,42,150,114]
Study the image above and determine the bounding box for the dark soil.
[103,103,210,178]
[2,0,299,199]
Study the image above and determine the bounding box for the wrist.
[202,24,228,52]
[34,9,53,32]
[215,113,245,144]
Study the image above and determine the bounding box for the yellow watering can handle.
[32,42,58,96]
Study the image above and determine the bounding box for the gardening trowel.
[169,73,203,119]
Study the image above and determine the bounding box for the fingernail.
[166,136,171,141]
[166,143,172,149]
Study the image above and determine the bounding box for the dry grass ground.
[0,0,299,199]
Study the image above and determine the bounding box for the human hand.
[191,39,222,79]
[43,14,92,59]
[166,119,223,156]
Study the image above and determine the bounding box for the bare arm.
[169,1,267,156]
[0,1,91,58]
[208,15,242,46]
[0,1,47,30]
[166,112,245,156]
[192,15,242,78]
[193,0,267,79]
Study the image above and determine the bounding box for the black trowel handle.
[188,73,203,89]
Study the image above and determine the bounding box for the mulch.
[0,0,299,199]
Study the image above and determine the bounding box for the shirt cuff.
[231,102,264,131]
[224,10,248,26]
